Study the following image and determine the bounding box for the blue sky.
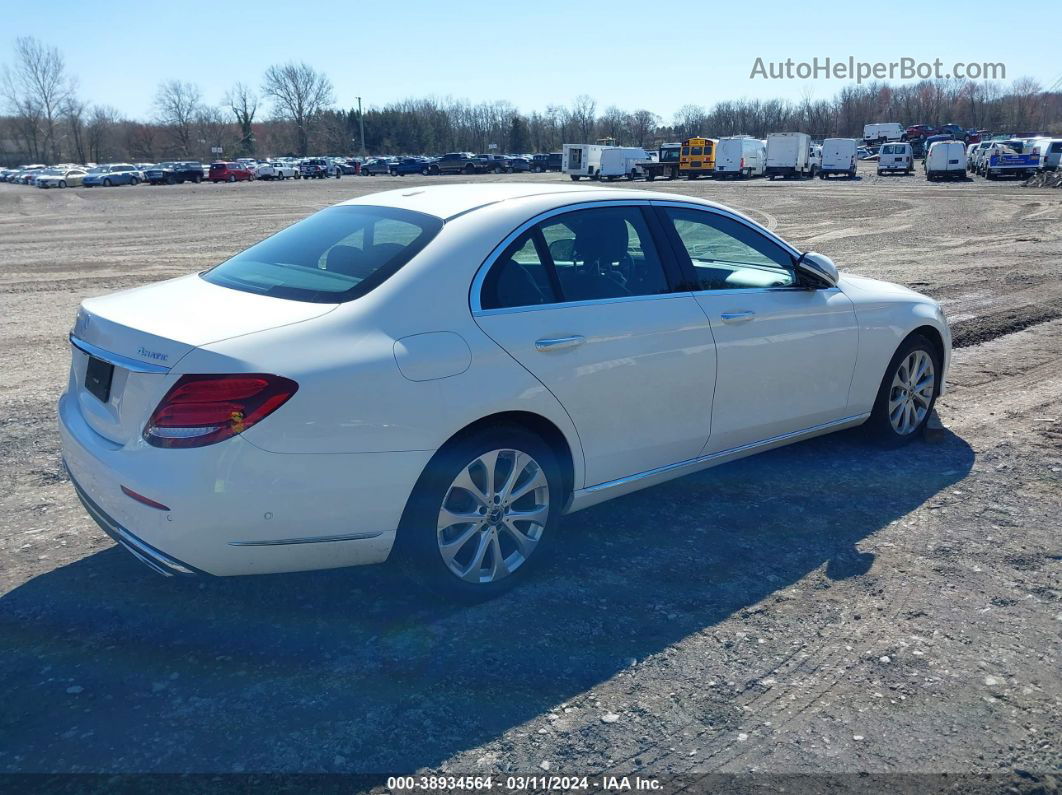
[5,0,1057,120]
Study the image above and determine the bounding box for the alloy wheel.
[888,349,935,435]
[436,449,549,584]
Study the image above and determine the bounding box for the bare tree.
[63,96,88,164]
[261,61,334,155]
[224,81,258,155]
[154,79,202,156]
[628,109,660,147]
[2,36,76,162]
[571,95,597,142]
[86,105,121,163]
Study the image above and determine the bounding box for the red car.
[903,124,936,141]
[209,162,254,183]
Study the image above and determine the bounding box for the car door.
[472,202,717,487]
[653,203,859,454]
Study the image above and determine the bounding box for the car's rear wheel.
[398,427,563,600]
[103,178,112,187]
[866,334,940,446]
[58,180,66,188]
[227,175,236,183]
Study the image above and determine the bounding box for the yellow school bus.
[679,137,717,179]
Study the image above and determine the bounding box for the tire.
[464,164,475,174]
[227,175,236,183]
[865,333,941,446]
[877,170,883,176]
[167,176,176,186]
[421,167,429,176]
[103,178,112,187]
[193,175,201,183]
[58,180,66,189]
[570,175,580,181]
[130,177,139,186]
[396,425,564,601]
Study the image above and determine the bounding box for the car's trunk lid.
[70,274,336,445]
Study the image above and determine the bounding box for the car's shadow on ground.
[0,428,974,773]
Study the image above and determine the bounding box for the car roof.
[339,183,723,221]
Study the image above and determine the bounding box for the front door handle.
[535,335,585,352]
[720,310,756,323]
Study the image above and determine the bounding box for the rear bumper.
[68,469,205,577]
[58,390,433,576]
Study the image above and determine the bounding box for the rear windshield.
[201,205,444,303]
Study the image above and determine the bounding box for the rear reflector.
[144,373,298,448]
[121,485,170,511]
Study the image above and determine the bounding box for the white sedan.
[59,184,950,598]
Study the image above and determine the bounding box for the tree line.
[2,36,1060,166]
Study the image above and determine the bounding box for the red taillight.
[144,374,298,448]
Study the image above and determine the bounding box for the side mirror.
[796,251,839,288]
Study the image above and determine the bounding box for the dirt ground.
[0,164,1059,786]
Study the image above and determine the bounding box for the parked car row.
[0,156,352,188]
[359,152,562,177]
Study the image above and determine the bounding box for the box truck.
[819,138,858,179]
[765,132,814,179]
[562,144,604,180]
[714,136,766,179]
[597,147,651,180]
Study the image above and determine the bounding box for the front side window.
[480,206,671,310]
[202,205,443,303]
[662,208,795,291]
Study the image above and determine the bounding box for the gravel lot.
[0,166,1059,785]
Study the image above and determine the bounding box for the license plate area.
[85,356,114,404]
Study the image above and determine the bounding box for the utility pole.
[356,96,366,156]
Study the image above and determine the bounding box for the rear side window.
[480,206,671,310]
[202,205,443,303]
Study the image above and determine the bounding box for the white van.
[863,123,904,144]
[1026,137,1062,171]
[819,138,857,179]
[925,140,967,180]
[562,144,604,180]
[714,136,766,178]
[877,142,913,175]
[595,147,650,180]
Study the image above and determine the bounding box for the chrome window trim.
[469,198,807,316]
[474,291,691,318]
[69,333,171,374]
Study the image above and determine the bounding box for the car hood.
[837,273,933,303]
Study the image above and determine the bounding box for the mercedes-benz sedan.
[60,184,950,598]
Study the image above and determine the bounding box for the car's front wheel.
[398,427,563,600]
[867,334,940,445]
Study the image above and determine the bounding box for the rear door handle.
[535,335,585,352]
[720,310,756,323]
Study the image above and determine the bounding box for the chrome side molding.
[228,531,385,547]
[580,413,870,496]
